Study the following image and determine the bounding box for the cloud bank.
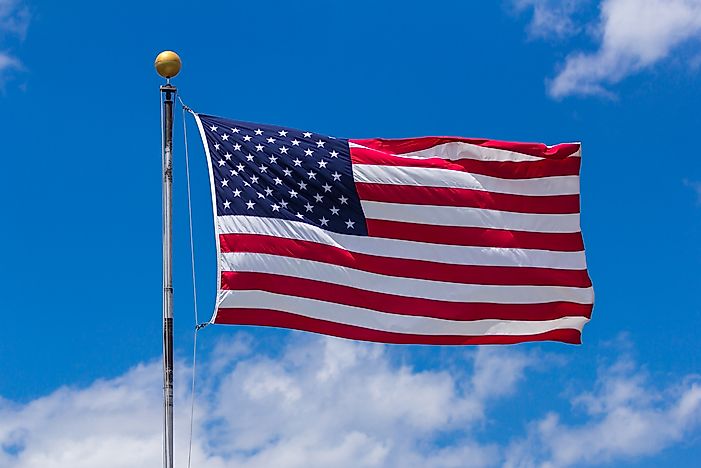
[515,0,701,98]
[1,335,700,467]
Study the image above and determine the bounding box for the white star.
[259,165,268,173]
[269,155,278,164]
[280,200,289,208]
[214,143,221,150]
[278,130,288,137]
[243,135,252,142]
[304,148,314,157]
[307,171,317,179]
[233,189,242,197]
[220,179,229,187]
[210,125,218,132]
[298,181,308,190]
[329,150,338,158]
[303,132,312,138]
[273,177,283,185]
[250,175,259,184]
[231,127,240,133]
[223,200,231,209]
[289,189,298,198]
[279,146,289,154]
[319,217,329,226]
[318,160,328,168]
[295,212,304,219]
[345,219,355,229]
[316,139,325,148]
[229,169,238,176]
[304,202,314,212]
[243,181,251,187]
[283,168,293,177]
[292,158,302,167]
[264,187,273,196]
[257,192,265,199]
[246,154,255,162]
[271,203,280,212]
[291,139,301,146]
[339,195,348,205]
[236,163,245,171]
[255,144,264,152]
[246,200,255,209]
[233,143,241,151]
[254,129,264,135]
[313,193,323,203]
[330,206,340,215]
[266,137,276,144]
[218,159,226,166]
[224,152,232,160]
[221,134,229,141]
[332,172,342,181]
[322,183,332,192]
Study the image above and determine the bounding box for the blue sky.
[1,0,701,466]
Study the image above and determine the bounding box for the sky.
[1,0,701,466]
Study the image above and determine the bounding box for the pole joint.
[160,84,177,96]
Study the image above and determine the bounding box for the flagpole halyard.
[156,50,181,468]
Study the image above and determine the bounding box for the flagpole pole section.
[155,50,181,468]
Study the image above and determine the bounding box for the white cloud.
[0,362,164,468]
[511,0,587,40]
[547,0,701,98]
[0,0,29,85]
[0,335,700,468]
[504,354,701,467]
[193,338,526,467]
[684,178,701,204]
[0,0,29,38]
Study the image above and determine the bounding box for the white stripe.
[220,252,594,304]
[218,290,589,336]
[217,215,588,269]
[353,164,579,196]
[361,201,580,233]
[350,141,580,163]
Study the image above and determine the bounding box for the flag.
[193,113,594,345]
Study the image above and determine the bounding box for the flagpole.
[155,50,181,468]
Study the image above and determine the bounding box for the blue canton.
[198,115,368,236]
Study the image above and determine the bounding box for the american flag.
[194,113,594,345]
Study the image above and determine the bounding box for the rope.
[181,100,200,468]
[187,327,199,468]
[178,97,214,331]
[181,101,200,341]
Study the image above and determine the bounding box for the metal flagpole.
[155,50,182,468]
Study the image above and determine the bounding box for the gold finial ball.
[154,51,182,79]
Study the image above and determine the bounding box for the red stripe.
[351,146,581,178]
[220,272,593,321]
[366,219,584,252]
[219,234,592,287]
[351,137,581,160]
[214,308,583,345]
[356,183,580,215]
